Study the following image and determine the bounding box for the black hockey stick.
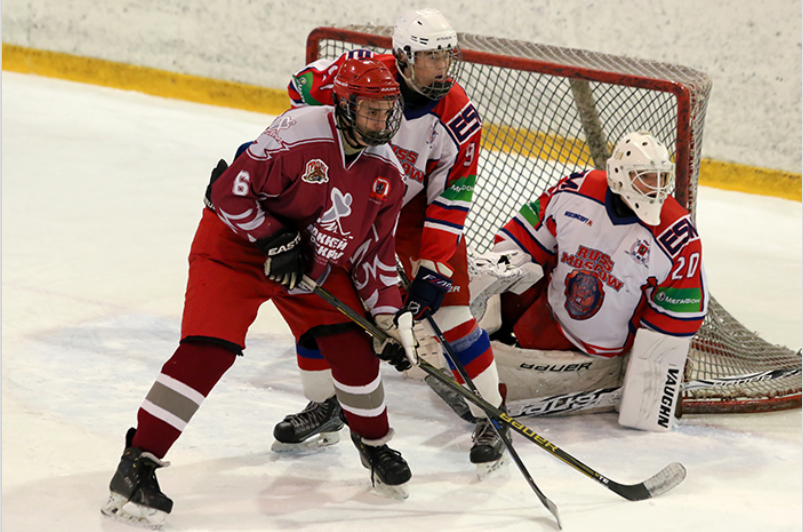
[394,264,560,526]
[422,309,561,528]
[299,276,686,503]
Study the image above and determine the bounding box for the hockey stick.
[422,309,562,528]
[301,276,560,527]
[299,276,686,503]
[504,365,803,417]
[682,366,802,391]
[394,264,561,526]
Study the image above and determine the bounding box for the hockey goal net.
[305,26,801,414]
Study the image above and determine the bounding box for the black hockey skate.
[470,416,510,479]
[350,430,411,500]
[272,396,345,452]
[100,428,173,529]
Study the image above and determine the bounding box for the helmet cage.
[396,47,463,100]
[332,58,404,147]
[392,8,463,100]
[606,132,676,225]
[334,93,404,146]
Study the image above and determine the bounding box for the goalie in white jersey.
[470,131,708,431]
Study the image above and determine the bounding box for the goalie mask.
[333,57,403,148]
[606,131,675,226]
[392,8,463,101]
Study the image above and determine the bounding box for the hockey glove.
[373,312,419,372]
[203,159,229,211]
[256,226,306,290]
[403,260,453,320]
[471,249,544,296]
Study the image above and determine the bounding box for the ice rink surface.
[3,72,801,531]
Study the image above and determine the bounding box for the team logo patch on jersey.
[319,187,353,236]
[627,238,651,265]
[303,159,329,184]
[564,270,605,320]
[370,177,391,202]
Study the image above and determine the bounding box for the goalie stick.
[503,366,803,417]
[682,366,802,391]
[299,276,686,505]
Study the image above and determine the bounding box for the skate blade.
[372,479,410,500]
[270,431,341,453]
[101,492,168,530]
[474,451,510,481]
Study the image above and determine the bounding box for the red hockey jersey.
[210,106,406,316]
[288,49,482,266]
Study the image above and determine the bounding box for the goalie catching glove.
[373,311,419,372]
[256,225,306,290]
[469,248,544,324]
[402,260,454,320]
[471,248,544,295]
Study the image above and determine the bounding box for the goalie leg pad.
[618,329,690,431]
[492,341,625,416]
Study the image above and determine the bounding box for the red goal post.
[304,25,801,414]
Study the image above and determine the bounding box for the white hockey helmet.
[606,131,675,226]
[392,8,462,100]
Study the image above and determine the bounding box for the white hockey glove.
[618,328,690,431]
[373,312,419,372]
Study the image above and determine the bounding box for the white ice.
[2,72,801,532]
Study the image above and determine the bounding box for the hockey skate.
[100,428,173,529]
[271,396,345,452]
[470,416,510,480]
[350,430,411,500]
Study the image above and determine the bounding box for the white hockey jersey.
[494,170,708,356]
[288,49,482,266]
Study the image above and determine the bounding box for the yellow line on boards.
[2,43,290,116]
[4,43,799,202]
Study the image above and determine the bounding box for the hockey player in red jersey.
[101,58,417,528]
[278,8,509,473]
[469,131,709,430]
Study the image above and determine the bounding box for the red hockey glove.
[256,226,306,290]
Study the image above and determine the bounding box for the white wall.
[3,0,800,172]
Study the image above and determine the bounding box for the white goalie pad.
[477,294,503,335]
[618,328,690,431]
[492,341,626,417]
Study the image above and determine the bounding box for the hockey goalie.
[423,131,709,431]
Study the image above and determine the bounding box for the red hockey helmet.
[333,58,403,147]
